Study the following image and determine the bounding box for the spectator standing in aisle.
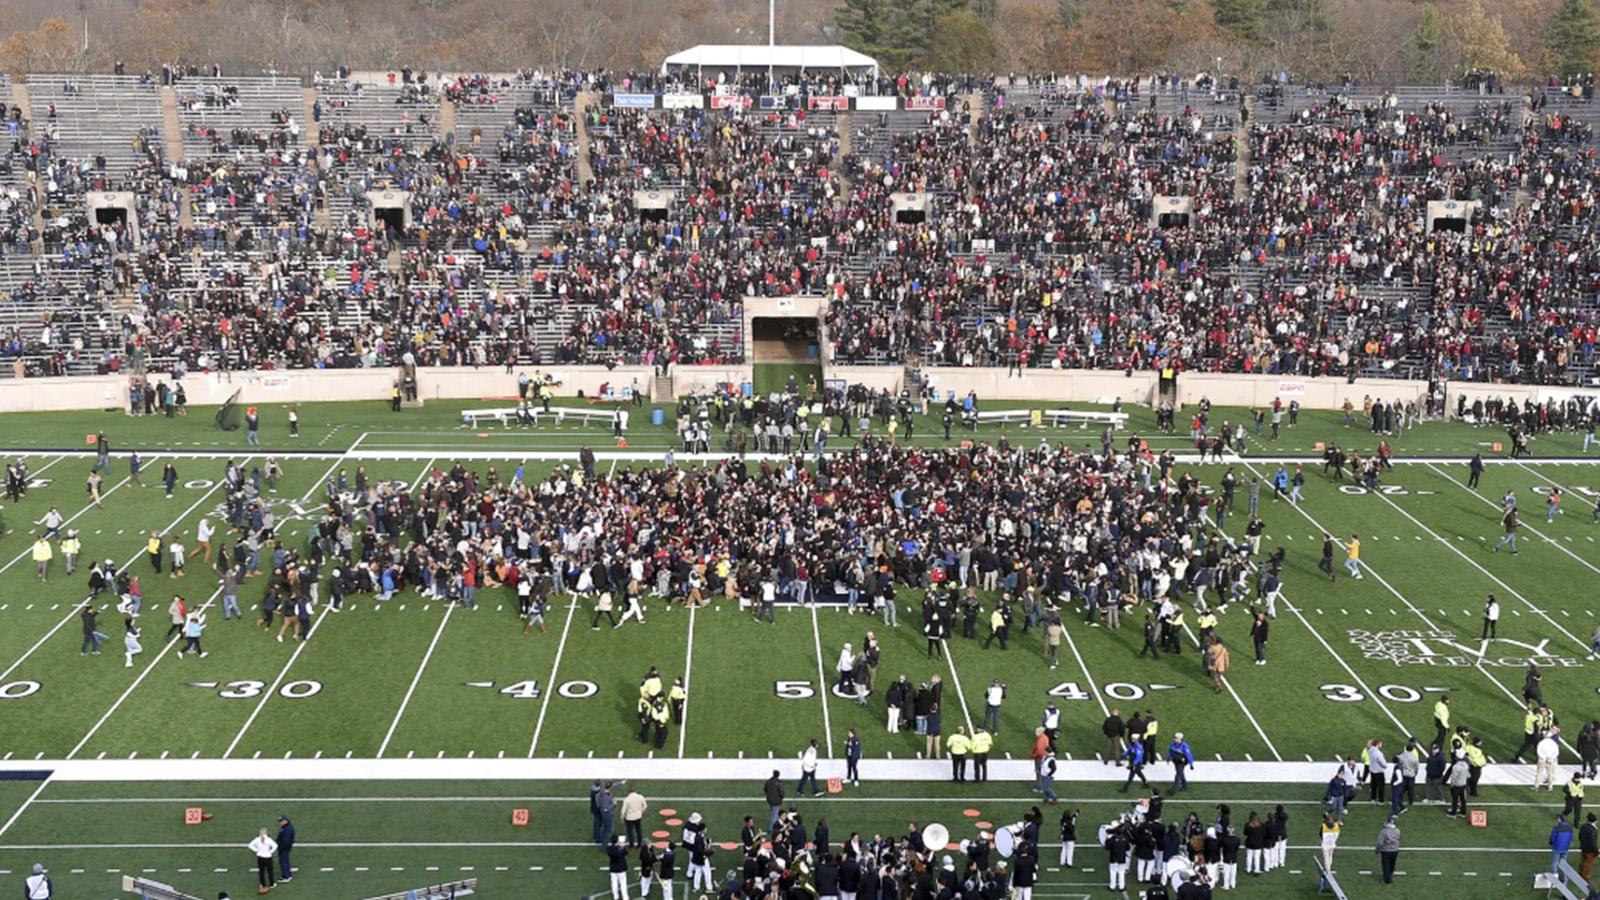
[249,826,278,894]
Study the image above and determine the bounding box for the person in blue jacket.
[1168,733,1196,794]
[276,816,296,883]
[1119,740,1149,793]
[1552,813,1576,874]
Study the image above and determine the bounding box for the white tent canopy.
[661,44,879,79]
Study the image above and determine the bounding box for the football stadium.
[3,3,1600,897]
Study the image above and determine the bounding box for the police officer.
[970,726,993,783]
[948,726,971,782]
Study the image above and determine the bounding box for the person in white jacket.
[23,863,50,899]
[249,827,278,893]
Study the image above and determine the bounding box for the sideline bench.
[459,407,627,429]
[121,876,204,900]
[1047,408,1130,429]
[1315,859,1348,900]
[360,878,476,900]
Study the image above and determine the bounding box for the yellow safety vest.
[970,730,993,754]
[947,733,971,755]
[642,676,662,699]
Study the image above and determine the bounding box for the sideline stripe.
[677,604,695,759]
[0,840,1557,853]
[26,794,1559,807]
[0,755,1557,784]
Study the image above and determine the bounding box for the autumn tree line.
[0,0,1598,85]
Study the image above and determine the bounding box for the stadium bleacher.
[0,68,1594,387]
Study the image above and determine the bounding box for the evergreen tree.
[1548,0,1600,77]
[835,0,895,63]
[1213,0,1267,42]
[1412,3,1443,81]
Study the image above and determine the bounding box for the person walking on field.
[1344,535,1364,579]
[1492,507,1520,554]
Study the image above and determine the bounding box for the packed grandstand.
[0,65,1597,387]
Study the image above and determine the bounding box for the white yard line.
[1238,461,1559,748]
[224,458,434,759]
[0,777,50,841]
[809,605,835,758]
[677,604,695,759]
[1493,462,1600,578]
[376,603,456,758]
[938,640,976,735]
[1369,470,1591,654]
[526,597,578,758]
[2,456,152,576]
[66,586,226,760]
[1174,619,1282,761]
[1201,519,1412,738]
[0,457,230,690]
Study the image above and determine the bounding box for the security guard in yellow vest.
[970,727,993,783]
[1196,610,1218,641]
[641,668,663,702]
[1143,713,1161,763]
[1514,704,1540,762]
[1567,773,1586,820]
[1432,696,1450,749]
[1464,739,1487,796]
[669,678,687,725]
[636,695,654,744]
[650,697,670,750]
[947,726,971,783]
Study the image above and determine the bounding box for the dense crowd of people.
[1,69,1599,385]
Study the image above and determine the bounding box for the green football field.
[0,393,1592,898]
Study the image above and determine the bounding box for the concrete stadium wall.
[0,365,1435,414]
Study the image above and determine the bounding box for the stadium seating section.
[0,68,1596,386]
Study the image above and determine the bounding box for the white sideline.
[13,447,1600,465]
[0,756,1561,785]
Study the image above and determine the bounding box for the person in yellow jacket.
[640,667,663,702]
[969,728,993,783]
[669,678,687,725]
[947,726,971,783]
[31,534,52,582]
[1566,773,1586,820]
[146,531,163,573]
[60,530,81,575]
[1433,696,1451,749]
[1464,738,1487,797]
